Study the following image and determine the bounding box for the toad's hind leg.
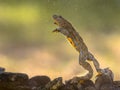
[87,52,102,75]
[79,53,93,80]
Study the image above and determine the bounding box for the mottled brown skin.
[52,15,102,80]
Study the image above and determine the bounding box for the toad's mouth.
[52,29,60,32]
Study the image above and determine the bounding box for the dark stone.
[100,84,115,90]
[61,77,96,90]
[114,81,120,87]
[80,80,96,90]
[8,86,32,90]
[44,77,64,90]
[28,75,51,89]
[61,79,78,90]
[0,67,5,74]
[0,67,119,90]
[114,81,120,90]
[85,86,96,90]
[95,74,115,90]
[0,72,29,90]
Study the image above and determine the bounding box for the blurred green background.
[0,0,120,80]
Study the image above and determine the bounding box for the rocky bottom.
[0,68,120,90]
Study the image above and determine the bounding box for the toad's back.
[53,15,88,54]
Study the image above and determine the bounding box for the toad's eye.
[59,16,62,18]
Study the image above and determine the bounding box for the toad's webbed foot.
[96,68,114,81]
[96,69,104,75]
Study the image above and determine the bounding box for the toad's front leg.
[53,27,70,37]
